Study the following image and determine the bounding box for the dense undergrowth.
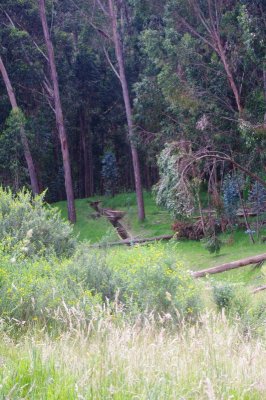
[0,188,265,398]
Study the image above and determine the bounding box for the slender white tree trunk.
[108,0,145,221]
[38,0,76,222]
[0,56,40,194]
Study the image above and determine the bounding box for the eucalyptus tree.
[38,0,76,222]
[83,0,145,220]
[0,55,40,194]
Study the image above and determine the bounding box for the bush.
[106,243,202,319]
[68,245,125,302]
[212,282,266,336]
[0,187,76,257]
[101,151,119,196]
[213,282,235,311]
[0,245,100,326]
[0,242,203,327]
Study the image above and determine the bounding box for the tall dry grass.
[0,311,265,399]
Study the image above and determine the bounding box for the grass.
[54,192,266,285]
[0,312,265,399]
[1,191,265,399]
[171,230,266,283]
[54,191,173,242]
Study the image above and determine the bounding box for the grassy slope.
[54,191,266,285]
[54,191,173,242]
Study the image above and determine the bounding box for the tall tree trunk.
[80,111,93,198]
[215,39,242,114]
[108,0,145,221]
[181,2,243,114]
[38,0,76,223]
[0,56,40,194]
[263,67,266,127]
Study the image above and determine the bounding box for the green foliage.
[1,0,266,203]
[212,281,266,336]
[154,143,194,219]
[0,187,76,257]
[107,243,202,319]
[0,109,27,189]
[213,282,236,311]
[249,182,266,213]
[202,234,222,255]
[101,151,119,196]
[222,174,241,223]
[69,245,124,303]
[0,247,100,328]
[0,240,203,327]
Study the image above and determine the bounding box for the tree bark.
[0,56,40,195]
[263,68,266,127]
[38,0,76,223]
[252,285,266,294]
[80,110,93,197]
[90,234,174,248]
[108,0,145,221]
[181,1,242,114]
[192,253,266,278]
[215,39,242,114]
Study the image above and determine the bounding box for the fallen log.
[89,201,130,240]
[192,253,266,278]
[90,234,174,248]
[252,285,266,294]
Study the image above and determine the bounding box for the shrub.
[0,245,100,326]
[107,243,202,319]
[222,174,242,224]
[154,143,194,219]
[0,187,76,257]
[68,245,125,302]
[202,234,222,255]
[101,151,119,196]
[212,282,266,337]
[212,282,235,311]
[61,243,203,320]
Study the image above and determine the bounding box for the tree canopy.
[0,0,265,220]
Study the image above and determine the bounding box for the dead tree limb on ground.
[192,253,266,278]
[89,234,174,247]
[252,285,266,294]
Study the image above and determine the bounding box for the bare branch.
[43,77,54,99]
[253,285,266,294]
[178,15,217,51]
[180,150,266,189]
[96,0,109,16]
[3,10,49,61]
[69,0,112,40]
[189,0,213,36]
[103,46,121,81]
[207,0,217,33]
[4,11,16,27]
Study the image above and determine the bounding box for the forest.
[0,0,266,398]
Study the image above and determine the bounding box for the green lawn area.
[54,191,173,242]
[54,191,266,287]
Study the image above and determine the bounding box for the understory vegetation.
[0,313,265,400]
[0,189,265,398]
[1,0,266,397]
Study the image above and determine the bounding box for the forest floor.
[54,191,266,287]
